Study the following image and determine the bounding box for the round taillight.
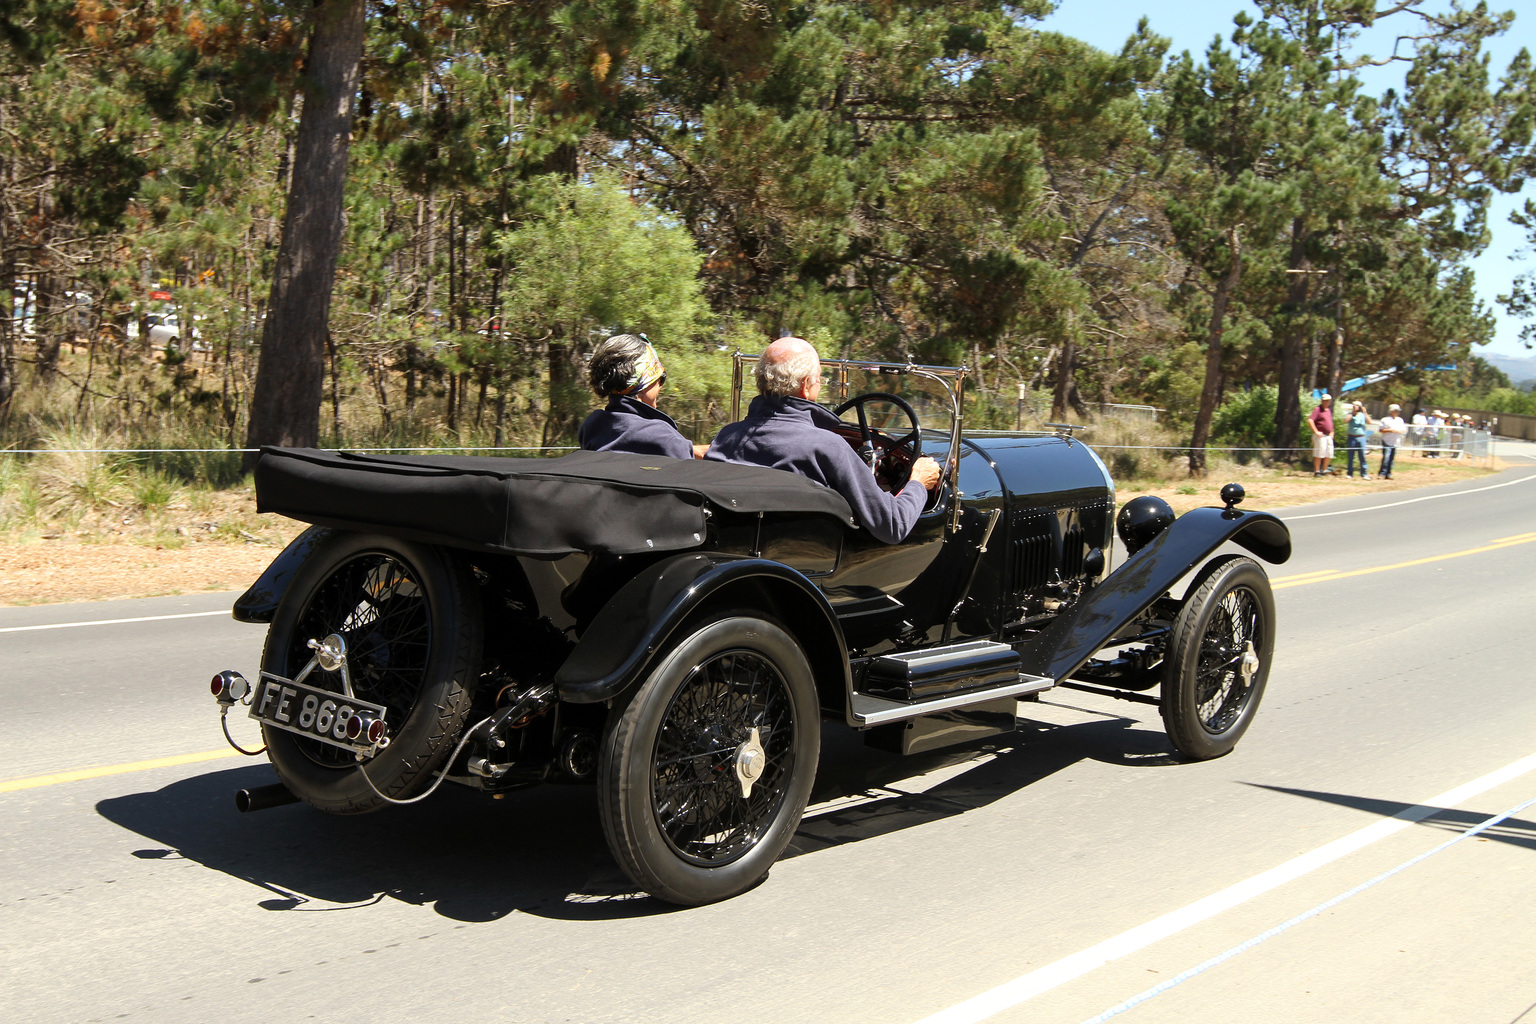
[345,713,367,740]
[366,718,386,744]
[211,671,248,702]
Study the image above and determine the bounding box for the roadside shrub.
[30,430,125,515]
[1211,386,1280,465]
[129,469,180,512]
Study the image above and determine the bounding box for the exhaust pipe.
[235,783,300,813]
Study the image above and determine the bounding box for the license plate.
[249,672,387,754]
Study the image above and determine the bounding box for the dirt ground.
[0,451,1503,607]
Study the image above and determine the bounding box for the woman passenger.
[578,334,702,459]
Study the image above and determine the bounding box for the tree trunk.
[1051,338,1075,422]
[1327,325,1344,400]
[1189,227,1243,476]
[0,261,14,425]
[34,272,60,382]
[1272,219,1311,461]
[541,329,580,447]
[242,0,366,471]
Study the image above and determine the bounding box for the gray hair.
[755,341,819,398]
[588,334,650,397]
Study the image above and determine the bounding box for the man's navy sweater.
[578,395,693,460]
[705,394,927,544]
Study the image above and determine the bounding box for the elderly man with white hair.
[1376,403,1406,479]
[705,337,942,543]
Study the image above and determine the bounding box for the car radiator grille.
[1010,517,1085,592]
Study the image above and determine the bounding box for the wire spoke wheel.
[652,650,796,865]
[260,531,480,814]
[599,614,820,905]
[1192,587,1261,733]
[1162,556,1274,761]
[284,554,433,768]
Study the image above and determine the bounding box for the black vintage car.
[210,355,1291,905]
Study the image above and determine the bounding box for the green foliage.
[1211,385,1280,449]
[129,468,179,512]
[1479,387,1536,415]
[1138,343,1206,427]
[495,173,712,354]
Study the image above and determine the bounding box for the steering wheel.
[833,391,923,489]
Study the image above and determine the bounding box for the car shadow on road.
[1246,784,1536,851]
[95,708,1179,924]
[788,703,1174,858]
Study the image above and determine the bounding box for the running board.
[850,674,1056,726]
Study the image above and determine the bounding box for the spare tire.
[259,531,481,814]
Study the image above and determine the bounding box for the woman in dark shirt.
[577,334,701,459]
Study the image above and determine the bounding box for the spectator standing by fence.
[1377,403,1405,479]
[1310,394,1335,476]
[1345,400,1372,478]
[1410,409,1427,448]
[1426,410,1445,457]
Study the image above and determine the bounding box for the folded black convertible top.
[255,447,856,557]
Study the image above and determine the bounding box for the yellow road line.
[0,748,244,794]
[1269,569,1340,583]
[1273,533,1536,590]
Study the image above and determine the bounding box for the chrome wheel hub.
[1240,641,1260,685]
[735,727,766,799]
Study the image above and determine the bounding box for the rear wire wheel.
[1160,555,1274,760]
[598,615,819,905]
[260,532,480,813]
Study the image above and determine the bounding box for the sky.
[1033,0,1533,358]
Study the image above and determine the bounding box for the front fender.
[1019,506,1291,681]
[232,525,334,623]
[554,552,850,707]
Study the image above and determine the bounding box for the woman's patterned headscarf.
[616,339,665,396]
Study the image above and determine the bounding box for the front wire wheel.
[1160,555,1274,760]
[599,615,820,905]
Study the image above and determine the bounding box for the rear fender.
[1018,506,1291,681]
[232,525,333,623]
[553,552,850,712]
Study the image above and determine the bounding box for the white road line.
[0,609,231,633]
[1282,469,1536,519]
[913,751,1536,1024]
[1079,791,1536,1023]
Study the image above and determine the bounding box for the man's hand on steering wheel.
[908,455,942,491]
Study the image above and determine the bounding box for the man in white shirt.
[1377,403,1406,479]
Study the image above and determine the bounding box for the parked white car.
[146,313,203,350]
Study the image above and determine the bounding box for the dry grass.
[1125,448,1500,514]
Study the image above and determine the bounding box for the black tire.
[598,614,820,905]
[260,532,481,814]
[1160,555,1274,761]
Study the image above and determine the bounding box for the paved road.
[3,455,1534,1024]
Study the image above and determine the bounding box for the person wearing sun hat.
[1309,393,1335,476]
[577,333,702,459]
[1344,399,1373,478]
[1377,403,1405,479]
